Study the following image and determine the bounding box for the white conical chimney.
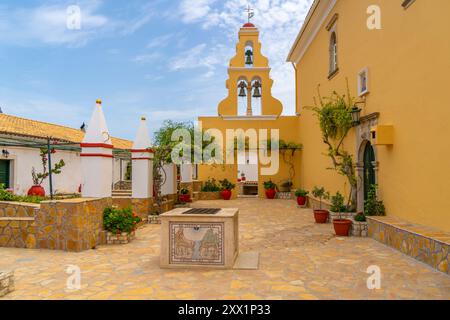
[80,100,113,198]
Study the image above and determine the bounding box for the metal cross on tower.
[245,5,254,23]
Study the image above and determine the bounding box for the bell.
[238,81,247,97]
[245,50,253,65]
[252,81,262,98]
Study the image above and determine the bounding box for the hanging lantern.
[238,81,247,97]
[351,105,362,126]
[252,81,262,98]
[245,50,253,65]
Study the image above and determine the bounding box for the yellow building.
[198,22,301,198]
[288,0,450,232]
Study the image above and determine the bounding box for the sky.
[0,0,313,141]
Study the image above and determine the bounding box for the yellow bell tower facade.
[218,23,283,117]
[198,22,301,199]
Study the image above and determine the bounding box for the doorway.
[363,142,376,200]
[237,150,258,197]
[0,160,10,188]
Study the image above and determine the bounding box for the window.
[329,32,338,76]
[358,68,369,96]
[402,0,416,9]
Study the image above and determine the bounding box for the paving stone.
[0,199,449,300]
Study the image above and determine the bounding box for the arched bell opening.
[245,42,254,68]
[237,78,249,116]
[251,77,262,116]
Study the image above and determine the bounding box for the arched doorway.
[363,142,376,200]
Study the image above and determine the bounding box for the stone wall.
[0,198,111,252]
[368,217,449,275]
[35,198,111,252]
[0,271,14,297]
[198,192,222,201]
[0,202,39,248]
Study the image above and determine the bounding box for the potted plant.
[364,185,386,216]
[263,180,277,199]
[295,189,309,206]
[219,179,236,200]
[179,188,191,203]
[240,173,246,182]
[330,192,352,236]
[29,148,65,197]
[311,186,330,223]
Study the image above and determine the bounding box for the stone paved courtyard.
[0,199,449,300]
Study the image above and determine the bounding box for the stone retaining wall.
[0,202,39,248]
[368,217,449,275]
[0,271,14,297]
[0,198,111,252]
[198,192,222,201]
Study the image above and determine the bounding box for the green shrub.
[180,188,190,195]
[295,189,309,197]
[364,185,386,216]
[263,180,277,190]
[330,192,347,213]
[354,212,367,222]
[103,207,141,235]
[311,186,330,210]
[219,179,236,191]
[0,184,46,204]
[201,179,221,192]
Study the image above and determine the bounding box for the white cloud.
[133,52,161,63]
[180,0,217,23]
[170,43,233,78]
[0,1,110,47]
[178,0,313,114]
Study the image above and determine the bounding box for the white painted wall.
[132,157,153,199]
[237,150,258,182]
[113,159,129,183]
[181,164,193,183]
[160,164,177,196]
[4,147,82,196]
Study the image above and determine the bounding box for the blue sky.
[0,0,312,140]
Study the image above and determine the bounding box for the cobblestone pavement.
[0,199,449,300]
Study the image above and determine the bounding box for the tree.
[307,81,357,210]
[31,148,65,186]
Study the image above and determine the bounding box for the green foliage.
[306,82,358,209]
[201,179,221,192]
[354,212,367,222]
[153,120,195,164]
[295,189,309,197]
[180,188,190,195]
[31,148,66,186]
[330,192,347,213]
[103,207,141,235]
[364,185,386,216]
[0,184,46,203]
[312,186,330,210]
[219,179,236,191]
[263,180,277,190]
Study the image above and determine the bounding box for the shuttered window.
[0,160,10,188]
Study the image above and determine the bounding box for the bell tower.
[218,22,283,117]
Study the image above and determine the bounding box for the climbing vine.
[306,81,357,209]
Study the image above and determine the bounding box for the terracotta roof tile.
[0,113,132,150]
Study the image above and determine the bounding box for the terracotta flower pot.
[28,185,45,197]
[333,219,352,237]
[297,196,307,206]
[314,210,329,224]
[179,194,191,203]
[221,190,232,200]
[265,188,276,199]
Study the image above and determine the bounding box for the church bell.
[238,81,247,97]
[245,50,253,65]
[252,81,262,98]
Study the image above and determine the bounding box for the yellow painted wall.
[291,0,450,231]
[198,116,301,198]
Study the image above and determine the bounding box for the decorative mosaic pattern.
[0,270,14,297]
[368,217,449,275]
[169,222,224,266]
